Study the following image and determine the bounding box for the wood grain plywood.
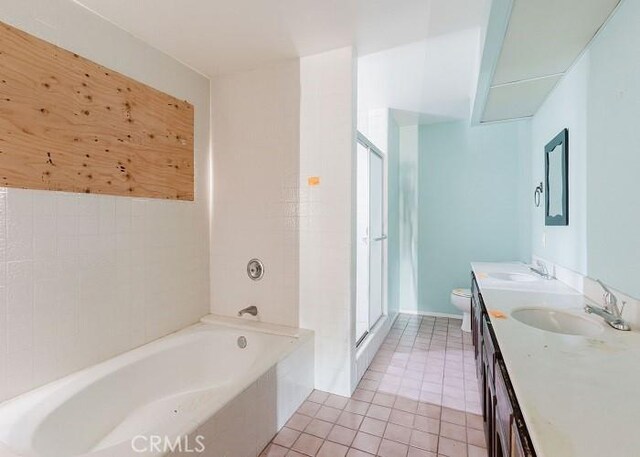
[0,21,194,200]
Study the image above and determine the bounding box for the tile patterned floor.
[261,314,487,457]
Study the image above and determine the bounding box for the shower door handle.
[373,235,387,242]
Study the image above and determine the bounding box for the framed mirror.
[545,129,569,226]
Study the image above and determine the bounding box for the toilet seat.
[452,288,471,298]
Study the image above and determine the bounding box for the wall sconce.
[534,182,544,207]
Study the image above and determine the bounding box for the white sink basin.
[487,272,538,282]
[511,307,603,337]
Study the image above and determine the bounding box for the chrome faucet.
[529,260,555,280]
[238,305,258,317]
[584,280,630,331]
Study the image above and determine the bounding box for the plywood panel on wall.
[0,21,194,200]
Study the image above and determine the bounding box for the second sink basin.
[487,272,538,282]
[511,307,603,337]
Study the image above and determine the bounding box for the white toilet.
[451,288,472,333]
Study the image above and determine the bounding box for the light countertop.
[472,262,640,457]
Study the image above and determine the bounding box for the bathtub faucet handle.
[238,305,258,317]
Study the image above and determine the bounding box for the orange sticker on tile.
[489,310,507,319]
[307,176,320,186]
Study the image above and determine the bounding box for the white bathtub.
[0,317,314,457]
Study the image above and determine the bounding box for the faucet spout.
[529,261,555,280]
[238,306,258,317]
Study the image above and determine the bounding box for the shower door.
[356,134,386,346]
[369,151,384,328]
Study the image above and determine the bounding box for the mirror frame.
[545,129,569,226]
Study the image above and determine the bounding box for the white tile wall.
[299,47,358,397]
[0,188,210,402]
[211,61,300,328]
[0,1,211,402]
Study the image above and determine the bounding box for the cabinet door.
[471,275,479,355]
[483,318,496,383]
[510,414,536,457]
[471,293,477,354]
[511,423,525,457]
[482,343,494,454]
[495,360,513,457]
[472,277,484,381]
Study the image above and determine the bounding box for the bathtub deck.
[260,314,486,457]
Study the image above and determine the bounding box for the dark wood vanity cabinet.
[471,273,536,457]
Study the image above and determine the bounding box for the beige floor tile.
[383,423,412,444]
[291,433,324,456]
[352,431,382,454]
[287,413,313,431]
[407,446,436,457]
[366,404,392,421]
[326,394,350,409]
[360,417,388,437]
[337,411,365,430]
[317,440,348,457]
[372,392,396,407]
[345,399,371,415]
[304,418,333,439]
[273,427,301,448]
[466,428,485,448]
[389,409,415,428]
[409,430,438,452]
[440,421,466,442]
[438,436,467,457]
[316,405,342,423]
[328,424,357,446]
[285,450,307,457]
[377,438,409,457]
[346,448,375,457]
[416,402,440,419]
[298,401,322,417]
[353,389,376,402]
[413,415,440,435]
[441,408,466,426]
[465,414,483,431]
[308,390,330,404]
[467,444,488,457]
[261,443,289,457]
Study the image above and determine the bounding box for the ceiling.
[358,28,483,127]
[74,0,487,77]
[476,0,621,123]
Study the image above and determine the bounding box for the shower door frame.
[356,132,387,347]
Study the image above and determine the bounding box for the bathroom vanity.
[471,272,536,457]
[470,261,640,457]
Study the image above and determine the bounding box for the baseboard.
[398,309,463,319]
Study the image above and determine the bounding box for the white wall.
[0,0,211,402]
[530,53,589,275]
[299,47,357,396]
[210,61,300,327]
[387,113,401,316]
[398,125,420,313]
